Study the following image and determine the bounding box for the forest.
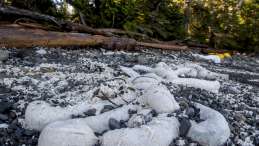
[0,0,258,52]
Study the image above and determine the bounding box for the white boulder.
[101,117,179,146]
[187,103,230,146]
[192,54,221,64]
[38,119,98,146]
[140,84,180,113]
[132,62,223,93]
[25,98,135,131]
[25,101,72,131]
[82,105,138,133]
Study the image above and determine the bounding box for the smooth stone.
[24,129,35,136]
[128,109,137,115]
[8,111,17,120]
[38,119,98,146]
[0,50,9,62]
[84,108,96,116]
[186,107,195,118]
[187,103,230,146]
[100,105,114,113]
[108,118,121,130]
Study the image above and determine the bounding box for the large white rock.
[131,74,161,90]
[187,103,230,146]
[25,98,135,131]
[38,119,98,146]
[120,69,179,113]
[176,63,229,80]
[83,105,138,133]
[132,62,223,93]
[172,78,220,93]
[192,54,221,64]
[140,84,180,113]
[25,101,72,131]
[101,117,179,146]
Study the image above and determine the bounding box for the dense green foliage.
[6,0,259,51]
[190,0,259,51]
[72,0,185,40]
[72,0,259,51]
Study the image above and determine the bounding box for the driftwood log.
[0,24,188,51]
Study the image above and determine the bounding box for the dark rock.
[0,102,12,114]
[0,114,8,121]
[14,128,24,138]
[0,50,9,62]
[84,108,96,116]
[24,129,35,136]
[101,105,114,113]
[150,109,158,117]
[186,107,195,118]
[119,120,127,128]
[143,114,152,123]
[179,117,191,137]
[8,111,17,120]
[108,118,121,130]
[254,134,259,145]
[128,109,137,115]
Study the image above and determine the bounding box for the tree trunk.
[0,6,61,27]
[0,24,188,51]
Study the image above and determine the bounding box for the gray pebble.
[108,118,121,130]
[84,108,96,116]
[0,49,9,63]
[101,105,114,113]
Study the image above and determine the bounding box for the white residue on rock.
[38,119,98,146]
[140,84,180,113]
[192,54,221,64]
[130,62,224,93]
[187,103,230,146]
[36,48,47,55]
[101,117,179,146]
[82,104,138,133]
[0,124,9,129]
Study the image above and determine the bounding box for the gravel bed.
[0,47,258,146]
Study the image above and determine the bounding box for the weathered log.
[0,6,61,27]
[0,24,107,48]
[137,42,188,51]
[96,28,153,41]
[0,24,188,51]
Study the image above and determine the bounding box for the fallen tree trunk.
[138,42,187,51]
[0,6,113,36]
[0,6,61,27]
[0,24,188,51]
[0,24,107,48]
